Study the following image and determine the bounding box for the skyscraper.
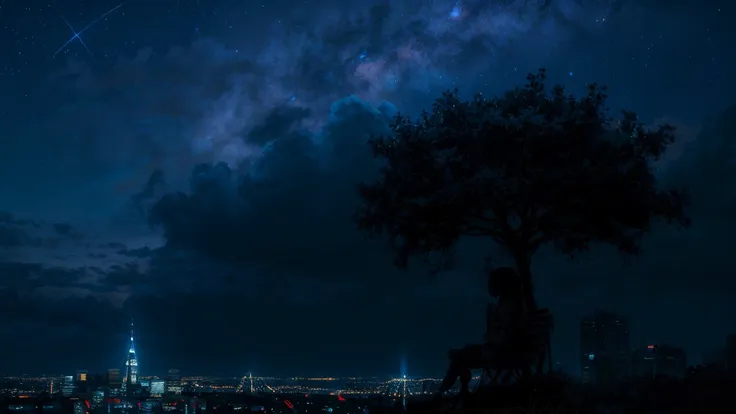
[75,370,88,383]
[580,310,631,385]
[580,316,597,384]
[632,344,687,378]
[108,369,122,388]
[165,369,182,395]
[123,319,138,392]
[150,380,165,396]
[62,375,75,397]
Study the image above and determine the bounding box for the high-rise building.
[150,380,165,396]
[76,370,88,383]
[580,317,596,384]
[123,319,139,392]
[632,344,687,378]
[165,369,182,395]
[73,400,85,414]
[108,369,122,388]
[91,389,105,409]
[62,375,75,397]
[580,310,631,385]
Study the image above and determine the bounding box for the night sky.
[1,0,734,378]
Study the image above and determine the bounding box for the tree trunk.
[513,250,537,310]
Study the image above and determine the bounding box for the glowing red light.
[647,345,655,349]
[338,395,346,402]
[84,400,91,409]
[284,400,294,409]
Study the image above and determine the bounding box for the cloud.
[147,96,417,287]
[0,212,153,307]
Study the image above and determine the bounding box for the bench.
[479,308,555,386]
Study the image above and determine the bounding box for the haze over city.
[1,0,734,383]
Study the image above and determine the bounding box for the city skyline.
[6,307,733,380]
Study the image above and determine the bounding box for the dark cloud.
[248,106,313,145]
[0,214,151,311]
[0,213,80,252]
[148,97,405,284]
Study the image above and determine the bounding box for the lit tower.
[402,375,407,412]
[124,319,138,391]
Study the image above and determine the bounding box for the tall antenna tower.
[123,319,138,394]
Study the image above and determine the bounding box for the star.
[53,2,127,58]
[57,16,92,57]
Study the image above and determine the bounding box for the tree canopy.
[355,69,690,307]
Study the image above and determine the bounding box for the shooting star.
[53,1,127,58]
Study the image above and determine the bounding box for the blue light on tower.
[124,319,138,390]
[399,356,408,412]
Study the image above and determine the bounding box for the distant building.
[91,389,105,409]
[580,310,631,385]
[108,368,122,388]
[580,317,596,384]
[73,400,85,414]
[166,369,182,395]
[632,344,687,378]
[76,370,88,383]
[151,380,166,396]
[62,375,75,397]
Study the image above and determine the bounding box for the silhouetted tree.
[355,69,690,307]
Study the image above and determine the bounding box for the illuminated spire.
[129,319,135,351]
[124,318,138,392]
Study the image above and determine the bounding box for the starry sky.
[0,0,734,377]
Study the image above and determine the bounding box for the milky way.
[23,0,633,212]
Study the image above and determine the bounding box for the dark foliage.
[355,69,690,306]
